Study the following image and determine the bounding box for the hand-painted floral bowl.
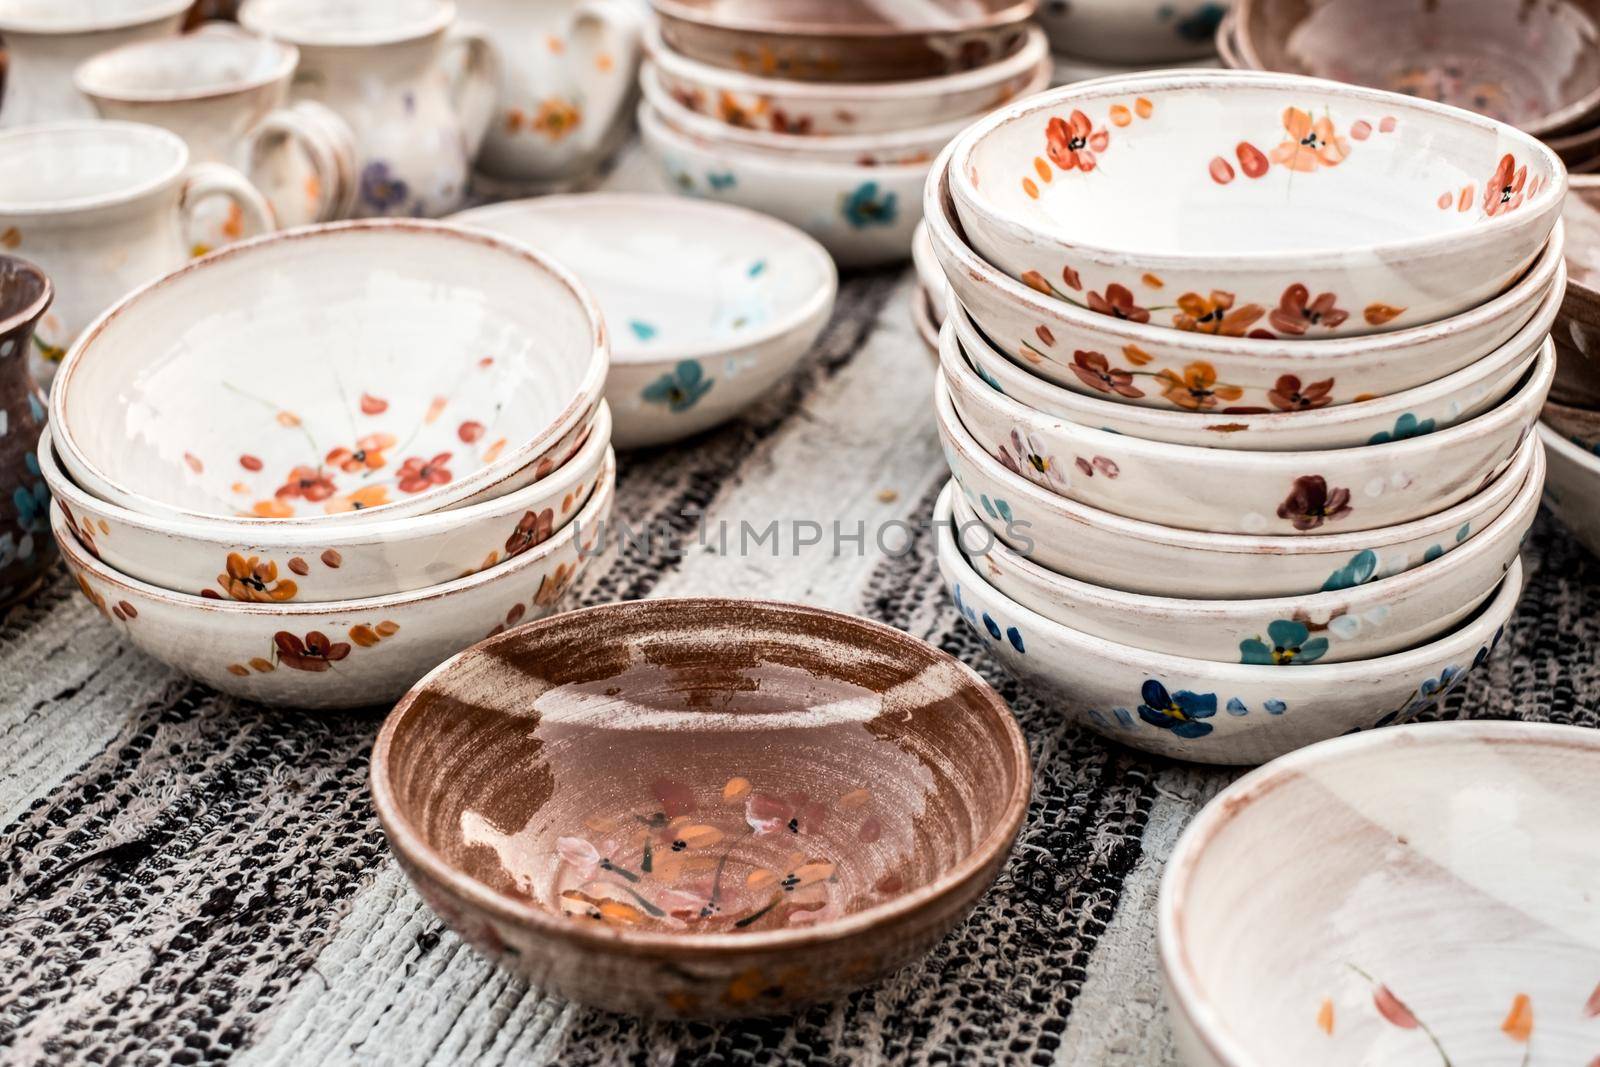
[451,194,836,450]
[925,150,1565,411]
[647,21,1050,138]
[49,219,608,525]
[935,486,1522,764]
[53,449,614,710]
[640,102,926,268]
[1039,0,1228,64]
[649,0,1038,84]
[948,71,1566,338]
[1160,721,1600,1065]
[1539,421,1600,560]
[937,377,1536,597]
[1553,175,1600,407]
[949,273,1556,450]
[369,597,1031,1017]
[39,403,608,601]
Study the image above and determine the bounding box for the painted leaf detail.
[1500,992,1532,1042]
[1373,984,1419,1029]
[1586,981,1600,1018]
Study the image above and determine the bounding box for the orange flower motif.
[1154,362,1244,410]
[324,484,391,514]
[325,432,396,473]
[533,562,577,606]
[1269,284,1350,335]
[530,97,581,141]
[397,453,452,494]
[1270,108,1349,172]
[274,630,350,672]
[1173,291,1265,336]
[1482,153,1527,217]
[1045,110,1109,173]
[218,553,298,603]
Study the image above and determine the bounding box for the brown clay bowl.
[1556,176,1600,407]
[650,0,1038,83]
[370,598,1031,1019]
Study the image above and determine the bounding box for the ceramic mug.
[0,255,53,608]
[239,0,500,218]
[0,0,191,127]
[0,122,275,386]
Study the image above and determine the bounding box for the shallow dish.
[1160,721,1600,1064]
[55,450,615,710]
[49,219,607,524]
[452,195,836,450]
[1554,175,1600,406]
[937,379,1535,597]
[370,597,1030,1017]
[1539,422,1600,560]
[1039,0,1227,64]
[936,487,1521,764]
[950,71,1566,337]
[925,151,1563,411]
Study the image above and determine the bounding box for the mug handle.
[178,162,277,255]
[240,102,355,224]
[568,0,643,153]
[444,22,501,162]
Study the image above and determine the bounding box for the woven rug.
[3,151,1598,1067]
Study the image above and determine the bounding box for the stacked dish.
[925,71,1566,764]
[43,220,614,710]
[1540,174,1600,557]
[639,0,1048,267]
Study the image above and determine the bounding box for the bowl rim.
[0,254,53,336]
[1539,417,1600,473]
[0,121,191,216]
[639,99,935,177]
[0,0,192,35]
[450,193,839,366]
[368,596,1034,955]
[948,69,1568,270]
[1565,174,1600,307]
[74,28,301,105]
[48,217,610,526]
[238,0,455,47]
[648,0,1038,40]
[1155,719,1600,1067]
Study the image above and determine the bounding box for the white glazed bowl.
[950,71,1567,338]
[1040,0,1227,64]
[913,220,948,324]
[1538,421,1600,560]
[450,194,836,450]
[1160,721,1600,1063]
[50,219,608,524]
[41,404,610,600]
[937,378,1537,597]
[935,484,1522,764]
[926,150,1565,410]
[54,450,616,710]
[639,102,925,269]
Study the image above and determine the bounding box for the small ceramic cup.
[0,255,54,607]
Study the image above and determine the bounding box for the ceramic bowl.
[451,195,836,450]
[1554,175,1600,407]
[1232,0,1600,139]
[640,102,925,269]
[369,597,1031,1017]
[949,269,1558,450]
[1160,721,1600,1065]
[913,285,941,356]
[935,486,1522,764]
[949,432,1537,663]
[1539,421,1600,560]
[912,219,947,324]
[49,219,608,525]
[54,449,615,710]
[936,378,1537,597]
[647,20,1051,137]
[949,71,1566,338]
[925,150,1565,411]
[1038,0,1227,64]
[1541,398,1600,452]
[649,0,1038,84]
[40,404,609,600]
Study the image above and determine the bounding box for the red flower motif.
[505,508,555,557]
[1483,153,1528,217]
[1086,284,1150,323]
[275,466,336,503]
[396,453,452,494]
[1266,375,1335,411]
[1046,110,1109,173]
[274,630,351,672]
[1069,350,1144,398]
[1269,284,1350,335]
[1277,475,1352,531]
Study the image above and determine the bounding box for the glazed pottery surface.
[1539,420,1600,562]
[1160,721,1600,1065]
[1554,175,1600,406]
[648,21,1049,137]
[451,195,836,450]
[935,484,1521,764]
[0,121,274,387]
[239,0,499,218]
[54,450,615,710]
[912,220,947,325]
[937,378,1536,597]
[950,71,1567,337]
[0,256,53,606]
[50,219,608,524]
[370,596,1030,1017]
[0,0,189,127]
[913,285,941,355]
[640,102,925,269]
[39,404,609,601]
[1039,0,1227,64]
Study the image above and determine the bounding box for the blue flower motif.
[1239,619,1329,666]
[641,360,713,412]
[1368,412,1436,445]
[1137,680,1217,739]
[628,320,658,342]
[359,160,409,213]
[1321,549,1378,592]
[841,181,898,229]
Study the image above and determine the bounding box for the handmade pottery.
[1553,175,1600,407]
[912,220,948,325]
[936,379,1536,597]
[1541,398,1600,452]
[949,71,1566,337]
[912,286,941,356]
[0,121,274,388]
[49,219,609,525]
[1160,721,1600,1063]
[935,487,1522,764]
[648,21,1050,137]
[0,256,53,607]
[1539,422,1600,560]
[1232,0,1600,139]
[650,0,1038,84]
[39,404,609,601]
[640,102,925,268]
[1038,0,1227,64]
[452,195,835,450]
[369,596,1031,1017]
[238,0,499,218]
[0,0,189,127]
[54,451,615,710]
[925,151,1564,411]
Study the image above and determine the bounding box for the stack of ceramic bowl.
[638,0,1048,268]
[1540,174,1600,557]
[924,71,1566,765]
[1040,0,1226,86]
[41,220,614,711]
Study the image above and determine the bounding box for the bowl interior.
[76,31,293,99]
[379,599,1025,937]
[240,0,446,42]
[0,0,185,31]
[0,123,184,208]
[58,224,596,519]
